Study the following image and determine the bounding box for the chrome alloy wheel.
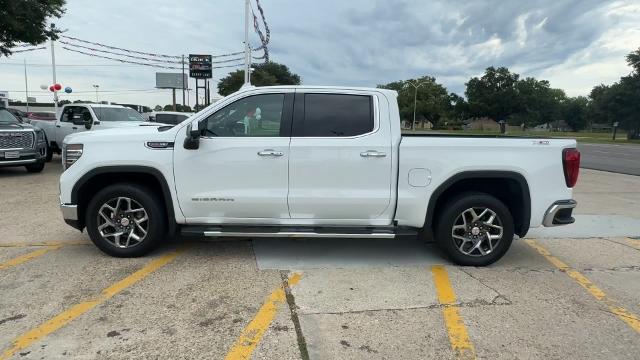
[96,197,149,248]
[451,207,503,257]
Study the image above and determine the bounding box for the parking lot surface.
[1,158,639,359]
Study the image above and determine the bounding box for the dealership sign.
[189,54,212,79]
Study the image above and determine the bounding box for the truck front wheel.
[85,183,165,257]
[435,192,514,266]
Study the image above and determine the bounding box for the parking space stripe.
[526,240,640,334]
[225,272,302,360]
[0,250,183,360]
[0,241,88,248]
[431,265,476,360]
[0,245,62,271]
[626,237,640,250]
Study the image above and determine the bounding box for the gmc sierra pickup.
[59,86,580,266]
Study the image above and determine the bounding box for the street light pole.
[244,0,251,85]
[50,23,59,115]
[406,80,426,130]
[93,84,99,103]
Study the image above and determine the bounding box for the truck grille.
[0,131,34,149]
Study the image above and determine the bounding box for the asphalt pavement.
[579,143,640,176]
[2,160,640,359]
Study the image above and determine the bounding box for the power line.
[59,41,183,64]
[8,47,47,53]
[60,35,182,59]
[62,47,183,69]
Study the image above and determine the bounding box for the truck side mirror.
[184,122,202,150]
[83,112,93,130]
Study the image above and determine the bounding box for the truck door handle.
[257,149,284,157]
[72,127,78,130]
[56,125,61,128]
[360,150,387,158]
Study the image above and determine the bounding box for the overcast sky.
[1,0,638,107]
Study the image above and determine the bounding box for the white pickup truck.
[59,86,580,266]
[31,103,148,161]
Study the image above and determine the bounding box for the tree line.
[378,47,640,138]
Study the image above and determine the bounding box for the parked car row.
[1,104,194,173]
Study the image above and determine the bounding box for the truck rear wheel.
[85,183,165,257]
[435,192,514,266]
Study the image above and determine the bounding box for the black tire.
[434,192,514,266]
[25,162,45,173]
[85,183,165,257]
[45,138,53,162]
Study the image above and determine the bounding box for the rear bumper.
[542,200,577,227]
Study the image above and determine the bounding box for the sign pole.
[181,55,186,107]
[195,79,199,111]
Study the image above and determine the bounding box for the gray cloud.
[0,0,637,106]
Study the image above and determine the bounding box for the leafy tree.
[626,47,640,74]
[515,77,566,127]
[217,62,301,96]
[0,0,66,56]
[464,67,567,127]
[162,104,193,112]
[448,93,469,122]
[589,76,640,138]
[561,96,589,131]
[153,105,162,111]
[378,76,451,128]
[465,67,521,122]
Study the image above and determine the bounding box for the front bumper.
[542,199,577,227]
[0,143,47,167]
[60,203,82,230]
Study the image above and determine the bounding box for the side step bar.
[181,225,417,239]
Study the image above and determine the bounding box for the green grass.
[403,129,640,145]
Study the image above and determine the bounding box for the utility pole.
[93,84,99,103]
[24,59,29,113]
[50,23,59,115]
[181,55,186,107]
[244,0,251,85]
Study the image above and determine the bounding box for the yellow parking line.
[431,265,476,360]
[0,250,183,360]
[225,273,302,360]
[626,237,640,250]
[526,240,640,334]
[0,241,88,248]
[0,245,62,271]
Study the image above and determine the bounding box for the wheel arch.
[425,171,531,237]
[71,166,176,235]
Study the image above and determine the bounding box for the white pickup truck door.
[56,106,89,142]
[287,91,394,225]
[173,91,294,222]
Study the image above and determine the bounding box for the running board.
[180,225,417,239]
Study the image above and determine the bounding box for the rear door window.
[295,93,373,137]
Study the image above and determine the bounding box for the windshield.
[0,109,20,125]
[91,107,145,122]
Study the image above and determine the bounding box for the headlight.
[63,143,83,170]
[36,130,45,142]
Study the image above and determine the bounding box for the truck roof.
[234,85,399,97]
[63,103,126,108]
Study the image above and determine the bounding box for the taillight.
[562,148,580,188]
